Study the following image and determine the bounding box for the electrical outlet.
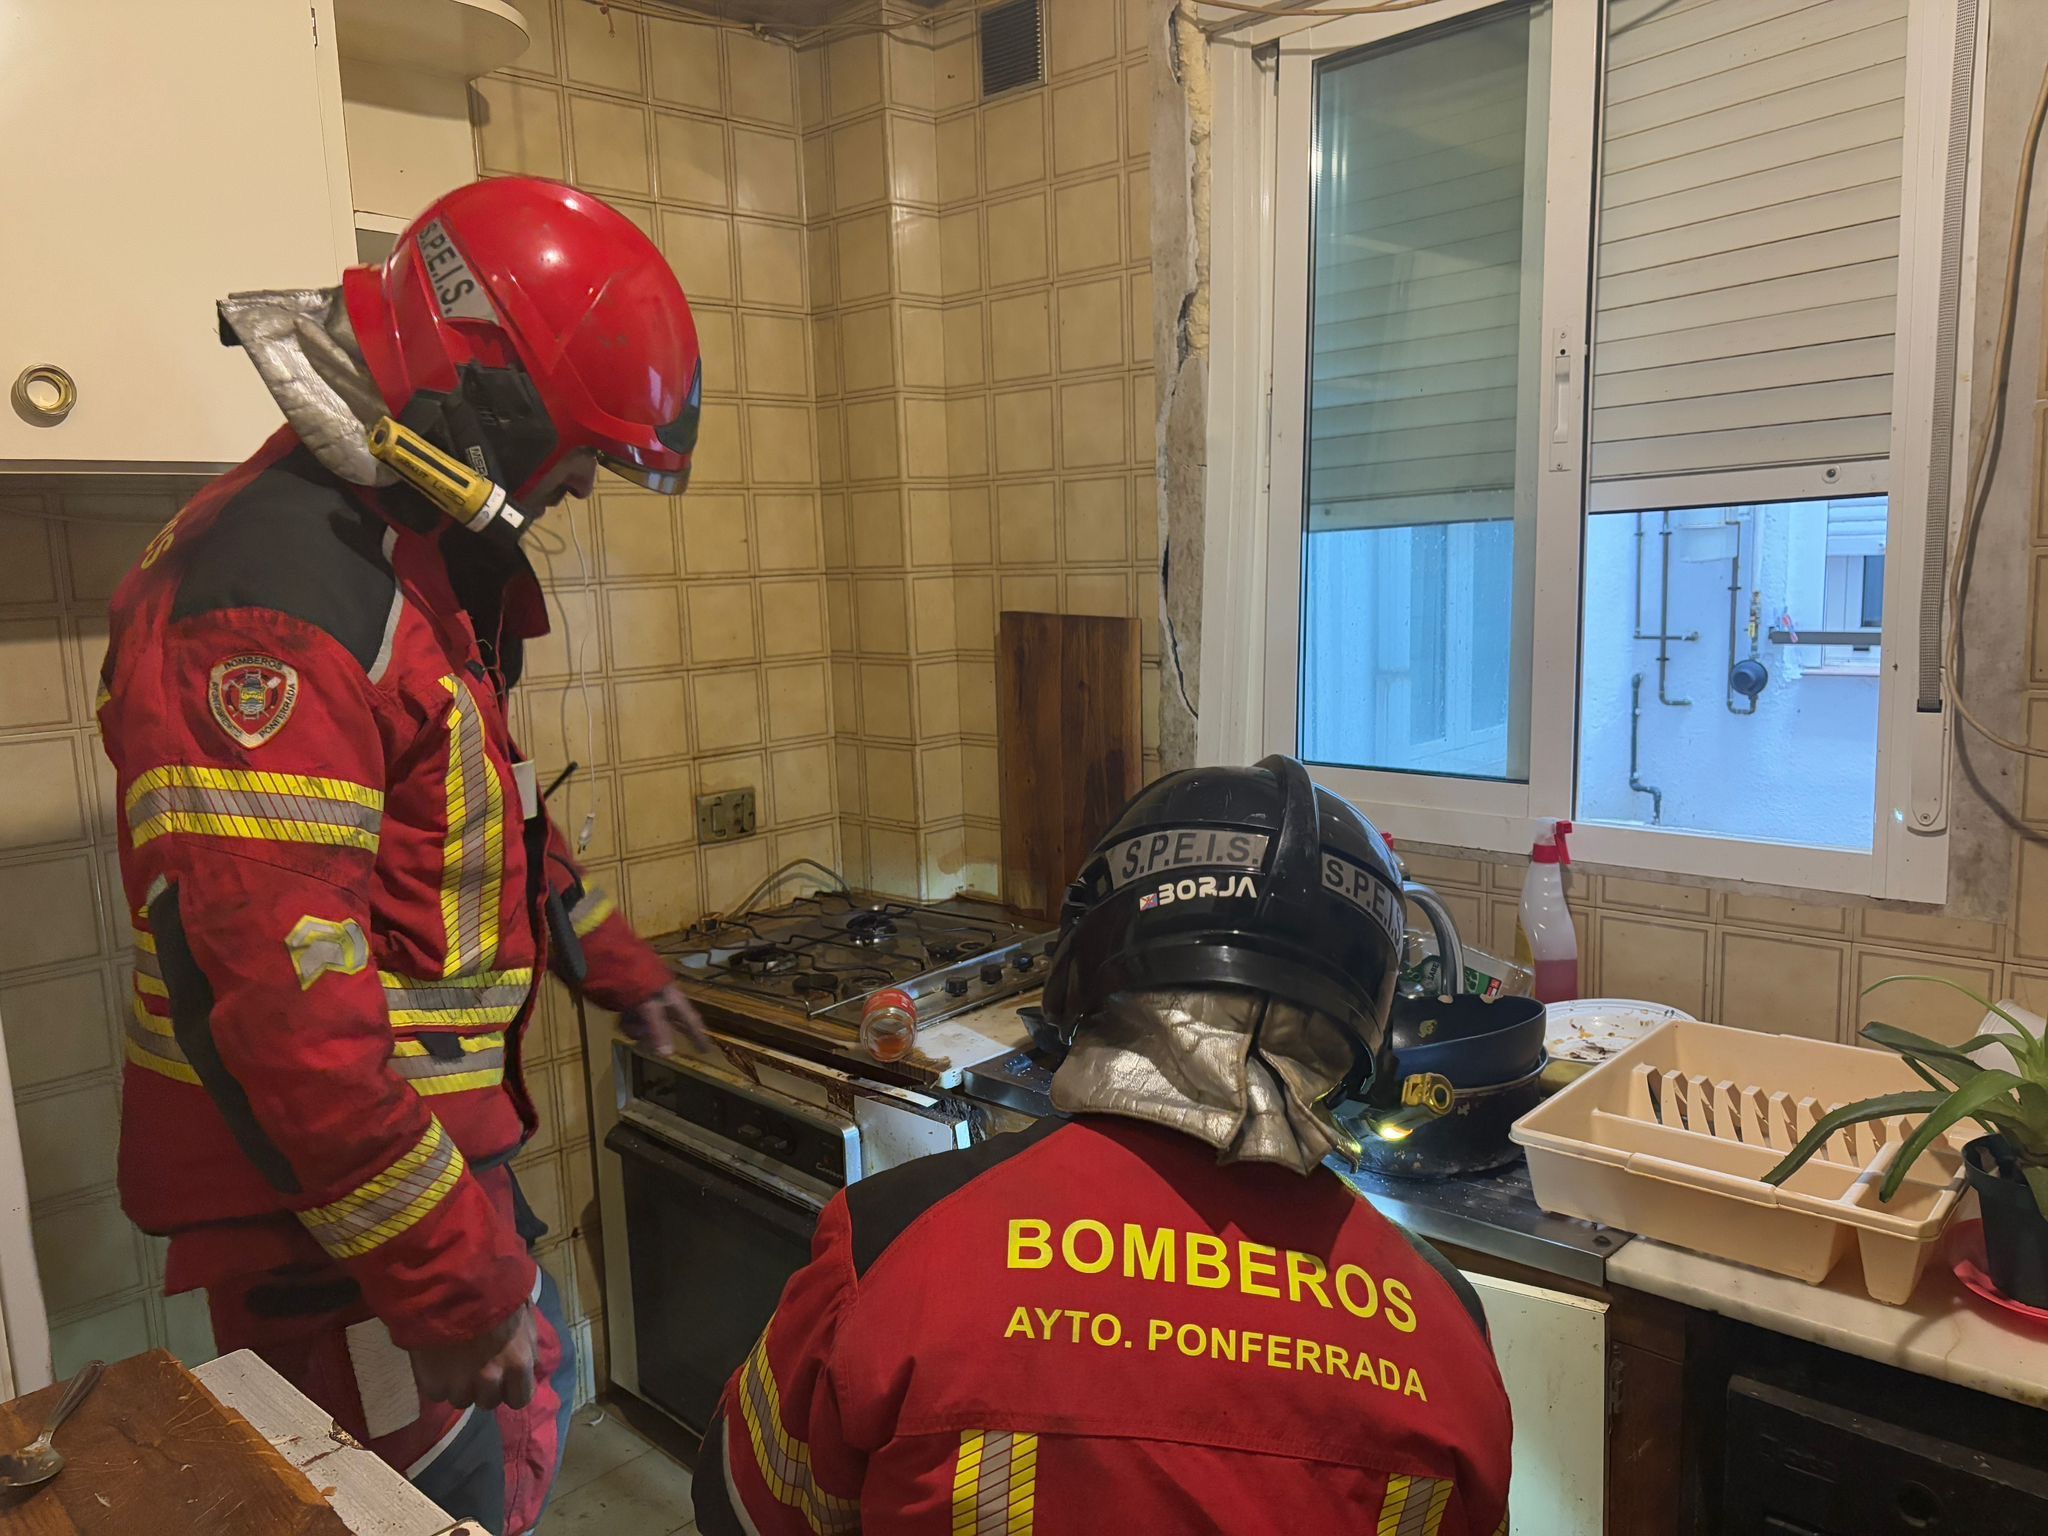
[696,787,758,843]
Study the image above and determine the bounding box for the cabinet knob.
[12,365,76,424]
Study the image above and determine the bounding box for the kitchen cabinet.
[0,0,354,471]
[1467,1273,1607,1536]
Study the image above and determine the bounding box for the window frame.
[1204,0,1981,903]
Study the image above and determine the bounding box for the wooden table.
[0,1350,479,1536]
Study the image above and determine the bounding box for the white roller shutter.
[1825,495,1888,556]
[1590,0,1909,490]
[1306,11,1533,530]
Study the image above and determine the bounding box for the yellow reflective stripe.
[135,972,168,998]
[391,1032,505,1096]
[1378,1475,1454,1536]
[380,968,533,1028]
[569,886,616,938]
[437,678,505,979]
[130,812,379,852]
[125,1035,200,1085]
[951,1429,1035,1536]
[130,993,175,1038]
[297,1119,465,1261]
[125,763,383,811]
[734,1324,859,1535]
[132,929,157,955]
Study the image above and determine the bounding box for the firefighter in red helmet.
[98,178,706,1535]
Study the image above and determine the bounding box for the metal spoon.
[0,1360,105,1490]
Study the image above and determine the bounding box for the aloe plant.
[1760,976,2048,1220]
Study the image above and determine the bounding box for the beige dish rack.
[1513,1020,1973,1303]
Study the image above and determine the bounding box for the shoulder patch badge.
[286,915,369,991]
[209,654,299,748]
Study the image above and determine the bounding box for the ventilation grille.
[981,0,1043,98]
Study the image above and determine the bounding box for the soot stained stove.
[653,893,1056,1066]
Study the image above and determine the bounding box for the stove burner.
[791,971,839,999]
[843,911,899,947]
[729,944,798,978]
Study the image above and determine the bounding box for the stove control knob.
[1012,951,1037,972]
[980,962,1006,986]
[944,975,970,997]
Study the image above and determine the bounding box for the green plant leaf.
[2024,1164,2048,1223]
[1860,1021,2011,1071]
[1900,1055,1962,1094]
[1762,1092,1949,1188]
[1878,1070,2033,1203]
[1860,977,2045,1071]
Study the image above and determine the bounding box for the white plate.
[1543,997,1695,1069]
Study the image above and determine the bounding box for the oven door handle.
[605,1122,825,1236]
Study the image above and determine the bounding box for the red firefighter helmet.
[342,177,701,498]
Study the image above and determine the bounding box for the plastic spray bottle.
[1513,819,1579,1003]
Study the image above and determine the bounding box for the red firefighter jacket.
[99,429,673,1349]
[696,1116,1514,1536]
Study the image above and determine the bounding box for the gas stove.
[652,893,1057,1060]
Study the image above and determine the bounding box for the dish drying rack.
[1514,1020,1974,1303]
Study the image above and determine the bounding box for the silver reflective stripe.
[391,1036,506,1093]
[438,679,505,978]
[1105,828,1270,889]
[129,783,382,838]
[297,1119,466,1261]
[568,885,616,938]
[952,1429,1038,1535]
[367,527,405,685]
[381,968,533,1026]
[735,1329,860,1534]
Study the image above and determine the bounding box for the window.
[1224,0,1977,899]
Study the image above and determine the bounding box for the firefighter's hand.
[623,981,711,1056]
[411,1304,538,1412]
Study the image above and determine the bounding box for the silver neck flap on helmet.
[1048,987,1364,1176]
[217,287,394,487]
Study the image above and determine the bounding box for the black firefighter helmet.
[1039,755,1406,1100]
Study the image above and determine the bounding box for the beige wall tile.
[895,210,943,296]
[1596,913,1710,1018]
[947,393,991,477]
[809,229,837,309]
[911,574,958,654]
[958,660,997,735]
[625,848,700,935]
[943,303,986,387]
[726,29,795,127]
[2034,554,2048,686]
[891,115,938,206]
[845,399,902,481]
[568,94,651,196]
[1130,372,1154,462]
[798,42,827,124]
[735,219,805,307]
[522,588,598,680]
[1717,932,1845,1040]
[741,313,810,397]
[32,1198,140,1315]
[660,207,732,302]
[868,826,921,896]
[954,574,996,652]
[860,662,914,740]
[1720,891,1851,936]
[900,307,947,390]
[933,37,977,111]
[1065,572,1128,617]
[1852,950,2001,1046]
[680,492,750,574]
[1063,477,1129,563]
[951,488,993,565]
[621,763,697,853]
[691,670,763,752]
[692,400,744,484]
[2007,968,2048,1015]
[983,93,1047,191]
[687,583,758,664]
[905,399,950,480]
[940,209,983,296]
[817,404,846,486]
[771,741,835,821]
[810,313,841,396]
[64,517,157,603]
[1,970,115,1090]
[889,36,936,112]
[836,212,893,302]
[745,403,816,484]
[908,490,953,567]
[994,388,1056,474]
[917,660,962,737]
[1126,164,1151,257]
[920,744,965,822]
[937,114,979,203]
[987,193,1051,288]
[1053,175,1123,275]
[604,587,686,672]
[802,131,832,220]
[850,489,906,568]
[839,305,897,394]
[855,576,911,654]
[0,738,84,852]
[19,1082,117,1202]
[1002,572,1060,612]
[2026,697,2048,824]
[1059,377,1127,468]
[1601,876,1711,918]
[475,78,565,179]
[997,481,1057,564]
[865,744,919,823]
[1048,0,1119,75]
[1124,60,1148,157]
[831,660,859,735]
[1857,906,2001,958]
[828,33,884,119]
[0,853,99,972]
[695,307,738,394]
[989,292,1052,382]
[1128,268,1154,364]
[766,664,830,743]
[0,621,73,729]
[821,500,850,570]
[1052,73,1121,178]
[832,116,889,209]
[563,0,642,92]
[1056,276,1125,372]
[0,511,56,604]
[733,127,802,217]
[2015,837,2048,961]
[506,0,560,77]
[597,492,677,580]
[523,683,611,774]
[649,17,722,113]
[612,676,691,763]
[759,578,827,658]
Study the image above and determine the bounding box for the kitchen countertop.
[1608,1236,2048,1412]
[1336,1160,1630,1287]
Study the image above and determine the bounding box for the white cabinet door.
[1466,1272,1608,1536]
[0,0,353,469]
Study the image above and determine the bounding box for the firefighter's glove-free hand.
[623,981,712,1056]
[411,1302,539,1413]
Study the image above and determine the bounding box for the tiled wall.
[804,0,1162,900]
